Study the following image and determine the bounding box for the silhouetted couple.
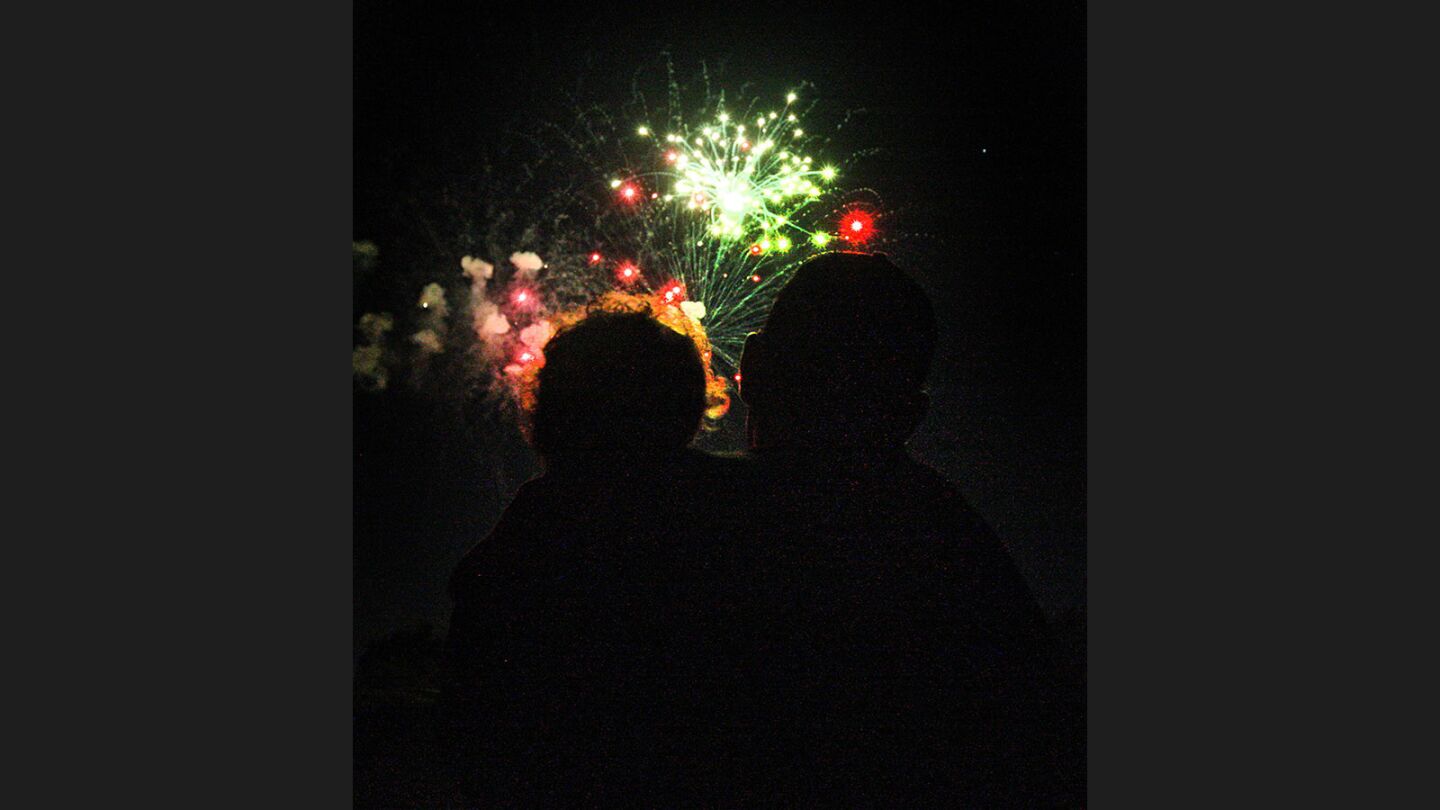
[445,252,1064,806]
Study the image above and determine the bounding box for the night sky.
[354,0,1085,652]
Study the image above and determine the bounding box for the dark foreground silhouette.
[443,309,753,805]
[434,255,1083,806]
[734,252,1075,805]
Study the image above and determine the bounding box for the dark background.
[13,2,1390,806]
[354,0,1085,655]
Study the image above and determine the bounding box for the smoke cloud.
[510,251,544,278]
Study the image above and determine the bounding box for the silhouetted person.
[735,251,1065,805]
[443,308,750,806]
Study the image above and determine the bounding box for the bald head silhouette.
[740,252,937,451]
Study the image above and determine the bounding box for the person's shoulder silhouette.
[444,305,750,806]
[735,251,1060,805]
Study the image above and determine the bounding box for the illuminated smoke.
[417,283,449,317]
[352,346,387,390]
[358,312,394,344]
[519,320,554,350]
[353,312,395,390]
[509,251,544,278]
[679,300,707,322]
[480,306,511,337]
[411,329,444,356]
[461,255,493,282]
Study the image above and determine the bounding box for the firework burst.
[362,65,889,435]
[637,92,831,244]
[573,83,874,376]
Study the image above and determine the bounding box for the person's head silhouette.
[531,309,707,466]
[739,251,937,452]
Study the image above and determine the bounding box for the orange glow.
[512,291,731,422]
